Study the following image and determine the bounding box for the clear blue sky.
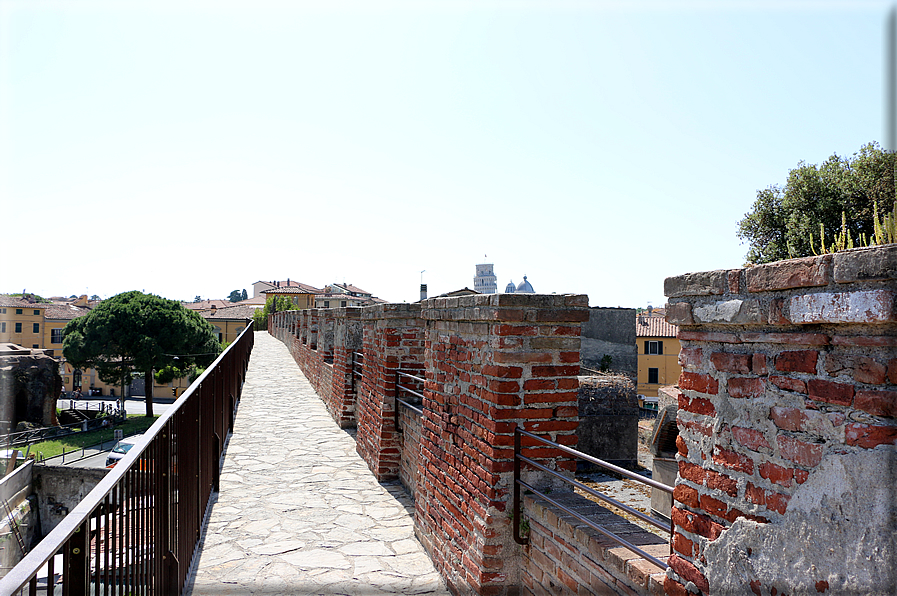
[1,1,891,307]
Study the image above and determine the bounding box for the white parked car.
[106,435,143,467]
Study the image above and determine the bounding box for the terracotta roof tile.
[635,315,678,338]
[201,305,258,320]
[0,295,47,309]
[43,304,92,320]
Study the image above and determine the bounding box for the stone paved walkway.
[187,332,449,595]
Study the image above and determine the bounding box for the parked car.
[106,435,143,467]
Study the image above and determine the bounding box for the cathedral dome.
[516,276,535,294]
[505,281,516,293]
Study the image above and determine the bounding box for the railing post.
[513,426,526,545]
[64,519,89,595]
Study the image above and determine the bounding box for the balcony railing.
[0,324,254,596]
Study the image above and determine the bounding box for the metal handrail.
[513,427,673,570]
[0,324,254,596]
[394,370,424,432]
[350,352,364,394]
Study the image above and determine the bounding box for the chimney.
[420,284,428,301]
[211,304,217,314]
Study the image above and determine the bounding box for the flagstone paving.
[187,332,449,596]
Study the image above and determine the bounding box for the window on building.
[645,340,663,355]
[324,301,330,308]
[33,310,40,316]
[33,344,39,349]
[0,322,5,333]
[0,308,6,314]
[341,301,347,307]
[15,309,22,315]
[33,323,40,333]
[648,368,659,384]
[15,323,22,333]
[51,328,64,343]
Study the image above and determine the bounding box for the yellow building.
[636,314,681,398]
[200,304,254,345]
[0,294,247,399]
[0,297,47,350]
[262,286,317,310]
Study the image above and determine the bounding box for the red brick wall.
[522,494,668,596]
[398,401,422,498]
[663,245,897,595]
[356,304,425,481]
[271,294,603,596]
[415,294,588,595]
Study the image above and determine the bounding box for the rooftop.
[635,314,678,338]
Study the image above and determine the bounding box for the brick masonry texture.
[271,293,634,596]
[662,244,897,596]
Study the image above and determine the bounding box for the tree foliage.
[737,142,896,264]
[228,289,242,302]
[62,291,220,416]
[252,296,300,330]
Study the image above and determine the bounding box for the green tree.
[241,289,248,301]
[737,142,896,264]
[252,295,300,330]
[62,291,220,417]
[228,290,242,303]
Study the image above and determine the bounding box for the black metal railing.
[0,324,254,596]
[513,427,673,570]
[350,351,364,394]
[394,370,424,432]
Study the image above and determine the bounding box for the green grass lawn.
[28,415,159,461]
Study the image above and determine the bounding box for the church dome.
[516,276,535,294]
[505,280,516,293]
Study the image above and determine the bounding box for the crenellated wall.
[270,294,607,595]
[663,245,897,596]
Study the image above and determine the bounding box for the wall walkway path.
[187,332,449,596]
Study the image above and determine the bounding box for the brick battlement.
[269,294,596,595]
[663,244,896,595]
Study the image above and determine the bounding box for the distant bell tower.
[474,261,497,294]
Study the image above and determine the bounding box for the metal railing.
[0,325,254,596]
[1,414,122,453]
[513,427,673,570]
[394,370,424,432]
[350,351,364,394]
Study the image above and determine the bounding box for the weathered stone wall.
[663,245,897,596]
[581,307,638,380]
[577,375,638,465]
[0,462,39,576]
[32,465,109,536]
[0,350,62,435]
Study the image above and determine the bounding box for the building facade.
[635,312,681,398]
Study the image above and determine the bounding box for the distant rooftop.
[636,314,678,338]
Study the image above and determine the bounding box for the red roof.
[636,315,678,338]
